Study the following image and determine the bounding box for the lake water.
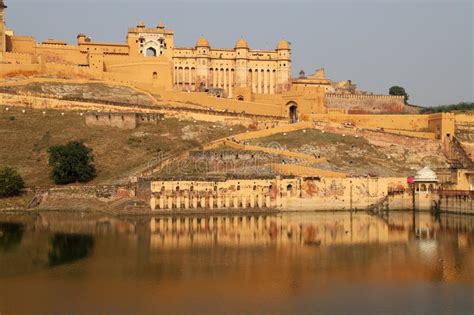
[0,211,472,314]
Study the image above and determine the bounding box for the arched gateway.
[287,102,298,124]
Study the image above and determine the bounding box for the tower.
[234,37,249,88]
[276,40,291,93]
[0,0,7,56]
[195,36,210,90]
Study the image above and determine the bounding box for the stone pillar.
[233,196,239,208]
[225,196,230,208]
[184,196,190,209]
[218,69,222,88]
[217,196,222,209]
[270,71,275,94]
[242,196,247,209]
[176,196,181,209]
[258,195,263,208]
[150,196,157,210]
[213,69,217,88]
[250,195,255,208]
[265,195,271,208]
[252,70,257,93]
[167,197,173,210]
[228,70,233,98]
[159,196,165,209]
[263,70,268,94]
[200,196,206,208]
[189,68,193,90]
[257,69,262,94]
[209,196,214,209]
[223,69,227,94]
[193,197,198,209]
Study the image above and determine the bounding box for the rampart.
[326,94,405,114]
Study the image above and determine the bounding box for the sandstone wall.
[326,94,405,114]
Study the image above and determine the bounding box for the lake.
[0,211,472,314]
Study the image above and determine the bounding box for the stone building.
[0,2,406,119]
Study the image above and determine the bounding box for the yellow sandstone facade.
[0,2,407,120]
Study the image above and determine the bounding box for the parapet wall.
[326,94,405,114]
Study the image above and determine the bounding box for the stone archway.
[287,102,298,123]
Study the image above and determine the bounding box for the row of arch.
[172,66,280,95]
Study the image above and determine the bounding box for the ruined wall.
[326,94,405,114]
[84,112,163,129]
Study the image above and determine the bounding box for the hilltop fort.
[0,1,472,214]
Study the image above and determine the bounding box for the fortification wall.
[326,94,405,114]
[315,113,430,131]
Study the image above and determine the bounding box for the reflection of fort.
[149,213,409,248]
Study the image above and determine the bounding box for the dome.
[157,21,165,29]
[137,20,145,28]
[277,39,290,50]
[414,166,438,182]
[235,38,249,49]
[196,36,210,47]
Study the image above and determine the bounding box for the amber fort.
[0,0,472,214]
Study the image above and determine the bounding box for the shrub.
[48,141,96,185]
[0,167,25,198]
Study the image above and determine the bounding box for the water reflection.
[0,211,472,314]
[48,233,95,267]
[0,222,24,252]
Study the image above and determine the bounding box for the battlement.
[326,93,404,100]
[325,93,405,114]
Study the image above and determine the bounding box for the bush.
[48,141,96,185]
[420,102,474,114]
[0,167,25,198]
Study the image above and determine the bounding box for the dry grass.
[0,106,246,187]
[248,129,448,176]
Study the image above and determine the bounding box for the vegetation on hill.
[48,141,96,185]
[0,167,25,198]
[420,102,474,114]
[0,106,247,187]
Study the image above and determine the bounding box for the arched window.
[287,184,293,191]
[237,95,244,101]
[146,47,157,57]
[153,72,158,79]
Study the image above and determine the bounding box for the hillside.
[0,106,246,187]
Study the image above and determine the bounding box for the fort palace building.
[0,1,407,119]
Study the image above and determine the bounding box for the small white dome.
[414,166,438,182]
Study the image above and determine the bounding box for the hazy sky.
[4,0,473,106]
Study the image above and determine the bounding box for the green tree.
[0,167,25,198]
[48,141,96,185]
[389,86,409,104]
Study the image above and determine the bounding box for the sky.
[4,0,473,106]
